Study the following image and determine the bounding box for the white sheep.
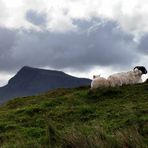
[90,66,147,89]
[91,75,109,89]
[107,66,147,87]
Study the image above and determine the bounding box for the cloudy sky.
[0,0,148,86]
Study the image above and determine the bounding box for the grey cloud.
[138,34,148,54]
[25,10,47,26]
[73,19,94,30]
[0,27,18,71]
[0,18,140,72]
[0,27,17,52]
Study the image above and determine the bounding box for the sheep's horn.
[144,69,147,74]
[133,66,147,74]
[133,66,138,70]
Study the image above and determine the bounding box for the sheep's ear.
[93,75,96,79]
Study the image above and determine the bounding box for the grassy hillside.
[0,83,147,147]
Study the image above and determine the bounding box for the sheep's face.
[93,75,100,79]
[134,66,147,74]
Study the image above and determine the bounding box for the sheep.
[90,66,147,89]
[91,75,109,89]
[107,66,147,87]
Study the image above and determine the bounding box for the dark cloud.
[25,10,47,26]
[0,27,18,71]
[0,18,140,72]
[138,34,148,54]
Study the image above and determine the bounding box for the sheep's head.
[133,66,147,74]
[93,75,100,79]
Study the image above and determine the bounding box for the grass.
[0,83,147,147]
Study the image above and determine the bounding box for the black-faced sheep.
[107,66,147,87]
[91,66,147,89]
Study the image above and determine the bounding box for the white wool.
[107,69,143,87]
[90,67,146,89]
[91,76,109,89]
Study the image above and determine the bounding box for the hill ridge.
[0,83,147,147]
[0,66,91,103]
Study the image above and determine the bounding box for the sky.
[0,0,148,86]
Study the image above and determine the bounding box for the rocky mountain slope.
[0,66,91,103]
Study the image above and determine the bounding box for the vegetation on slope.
[0,83,147,147]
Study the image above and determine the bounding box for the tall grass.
[0,123,145,148]
[62,126,144,148]
[0,83,147,147]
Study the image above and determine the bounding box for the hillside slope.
[0,66,91,103]
[0,83,147,147]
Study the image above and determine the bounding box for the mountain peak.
[0,66,91,103]
[19,66,64,74]
[21,66,33,69]
[20,66,38,72]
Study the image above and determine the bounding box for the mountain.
[0,66,91,103]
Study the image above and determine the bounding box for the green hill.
[0,83,147,148]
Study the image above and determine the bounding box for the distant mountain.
[0,66,91,103]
